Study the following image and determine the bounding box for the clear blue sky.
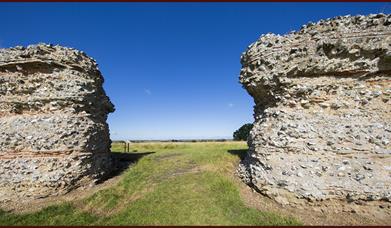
[0,3,389,140]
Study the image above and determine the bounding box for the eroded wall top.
[240,13,391,106]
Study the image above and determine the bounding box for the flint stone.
[0,44,115,203]
[237,14,391,204]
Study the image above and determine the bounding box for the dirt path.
[3,149,391,225]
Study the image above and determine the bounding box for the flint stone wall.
[0,44,114,202]
[238,14,391,203]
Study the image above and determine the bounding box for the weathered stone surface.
[0,44,114,202]
[238,14,391,204]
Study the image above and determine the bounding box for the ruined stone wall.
[0,44,114,202]
[238,14,391,204]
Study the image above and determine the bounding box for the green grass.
[0,142,301,226]
[0,204,98,225]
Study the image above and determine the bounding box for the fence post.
[125,140,131,152]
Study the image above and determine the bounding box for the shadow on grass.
[227,149,248,160]
[102,152,155,182]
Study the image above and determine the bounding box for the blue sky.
[0,3,389,140]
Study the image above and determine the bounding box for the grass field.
[0,142,301,225]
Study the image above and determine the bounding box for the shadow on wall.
[227,149,248,161]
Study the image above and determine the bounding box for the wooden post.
[124,142,126,152]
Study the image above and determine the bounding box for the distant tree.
[233,123,253,141]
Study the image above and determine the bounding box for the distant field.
[0,142,300,225]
